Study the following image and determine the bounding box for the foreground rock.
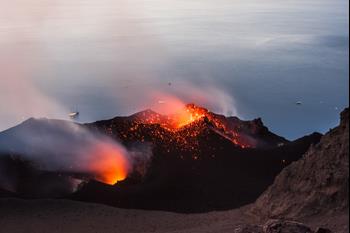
[235,220,332,233]
[251,108,349,219]
[263,220,313,233]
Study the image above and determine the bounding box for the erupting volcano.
[93,103,287,155]
[0,103,323,212]
[136,103,210,129]
[131,103,253,148]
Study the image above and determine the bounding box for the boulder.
[263,219,313,233]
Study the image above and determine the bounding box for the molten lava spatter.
[170,104,207,129]
[92,103,258,166]
[130,104,252,148]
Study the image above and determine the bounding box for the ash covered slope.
[251,108,349,219]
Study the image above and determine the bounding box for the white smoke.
[0,0,240,131]
[0,118,152,195]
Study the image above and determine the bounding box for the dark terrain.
[0,104,322,213]
[250,107,349,223]
[231,107,349,233]
[0,107,348,232]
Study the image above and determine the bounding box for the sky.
[0,0,349,139]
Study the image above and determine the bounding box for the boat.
[68,111,79,119]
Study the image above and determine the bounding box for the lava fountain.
[133,96,252,148]
[87,141,130,185]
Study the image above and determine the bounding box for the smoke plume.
[0,118,151,195]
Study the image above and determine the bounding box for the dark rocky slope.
[0,105,322,213]
[251,108,349,219]
[71,107,321,213]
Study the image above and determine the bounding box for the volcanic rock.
[234,220,331,233]
[314,228,333,233]
[234,224,264,233]
[251,108,349,219]
[90,104,289,149]
[263,219,313,233]
[0,105,322,212]
[71,107,321,212]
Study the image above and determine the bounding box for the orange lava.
[88,142,130,185]
[141,93,210,130]
[134,101,251,148]
[169,104,207,129]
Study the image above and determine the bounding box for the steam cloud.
[0,1,237,195]
[0,0,239,132]
[0,118,151,195]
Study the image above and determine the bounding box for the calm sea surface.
[0,0,348,139]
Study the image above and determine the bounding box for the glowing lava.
[88,142,130,185]
[169,104,207,129]
[86,103,249,184]
[132,103,252,148]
